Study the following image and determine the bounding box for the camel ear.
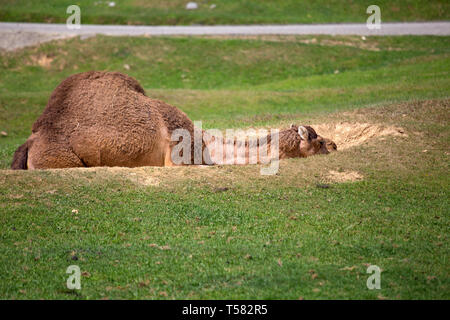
[298,126,309,140]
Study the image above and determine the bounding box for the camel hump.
[32,71,146,134]
[54,71,146,96]
[11,140,29,170]
[84,71,146,95]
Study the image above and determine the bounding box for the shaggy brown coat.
[12,71,202,169]
[205,125,333,165]
[11,71,334,169]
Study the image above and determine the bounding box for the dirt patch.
[29,54,54,68]
[313,122,407,150]
[226,122,407,151]
[327,170,363,183]
[48,166,162,187]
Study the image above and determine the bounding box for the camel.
[203,125,336,166]
[11,71,336,170]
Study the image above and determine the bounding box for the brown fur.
[280,125,331,158]
[11,71,334,170]
[204,125,334,165]
[13,71,209,169]
[155,100,211,165]
[11,140,29,169]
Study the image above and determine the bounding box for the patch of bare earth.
[27,54,54,68]
[327,170,364,183]
[313,122,407,150]
[55,166,163,187]
[230,121,407,151]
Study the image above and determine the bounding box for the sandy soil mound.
[314,122,407,150]
[231,122,406,151]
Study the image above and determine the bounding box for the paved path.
[2,22,449,36]
[1,22,449,50]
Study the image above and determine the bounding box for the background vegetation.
[0,0,449,25]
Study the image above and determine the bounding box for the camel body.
[11,71,334,170]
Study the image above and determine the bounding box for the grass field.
[0,34,449,299]
[0,0,449,25]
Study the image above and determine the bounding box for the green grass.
[0,0,449,25]
[0,35,449,299]
[1,101,449,299]
[0,35,449,141]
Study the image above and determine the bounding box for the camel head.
[280,124,337,158]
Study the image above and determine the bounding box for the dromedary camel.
[11,71,336,170]
[203,124,336,166]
